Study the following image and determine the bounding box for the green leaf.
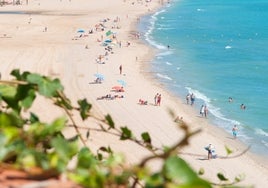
[198,168,205,175]
[26,74,63,97]
[27,117,66,142]
[224,145,233,155]
[141,132,151,144]
[217,173,229,181]
[0,85,20,111]
[99,147,108,152]
[51,135,78,161]
[78,99,91,120]
[164,156,212,187]
[18,150,37,169]
[120,127,132,140]
[98,146,113,155]
[165,156,197,183]
[77,147,97,169]
[234,174,245,183]
[0,112,24,128]
[19,87,36,109]
[11,69,29,80]
[144,172,164,187]
[105,114,115,129]
[57,94,73,110]
[0,85,17,98]
[97,153,103,161]
[29,112,39,123]
[48,117,67,134]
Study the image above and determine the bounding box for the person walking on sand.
[232,125,238,139]
[119,65,122,75]
[157,94,162,106]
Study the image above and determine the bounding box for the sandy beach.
[0,0,268,187]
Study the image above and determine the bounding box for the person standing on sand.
[232,125,238,139]
[200,105,205,117]
[119,65,122,75]
[154,93,159,105]
[205,144,213,160]
[157,94,161,106]
[186,93,190,104]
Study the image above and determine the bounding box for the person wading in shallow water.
[190,93,195,105]
[232,125,238,139]
[204,105,208,118]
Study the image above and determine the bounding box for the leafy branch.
[0,70,250,188]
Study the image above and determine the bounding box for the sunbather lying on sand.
[139,99,148,105]
[97,94,124,100]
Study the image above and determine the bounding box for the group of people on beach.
[205,124,238,159]
[186,93,195,106]
[199,104,208,118]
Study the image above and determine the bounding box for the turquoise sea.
[138,0,268,155]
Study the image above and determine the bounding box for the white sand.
[0,0,267,187]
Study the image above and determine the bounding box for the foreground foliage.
[0,70,247,187]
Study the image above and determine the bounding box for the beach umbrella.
[77,29,85,33]
[94,73,104,80]
[117,79,126,87]
[112,86,124,92]
[112,86,121,90]
[106,30,112,36]
[104,39,112,43]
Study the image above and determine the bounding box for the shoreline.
[0,0,268,187]
[130,3,268,185]
[133,0,268,185]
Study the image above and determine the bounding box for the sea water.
[138,0,268,155]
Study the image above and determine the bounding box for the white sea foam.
[144,9,168,50]
[185,87,211,103]
[166,62,172,65]
[261,140,268,148]
[197,8,205,12]
[185,87,240,127]
[255,128,268,137]
[156,73,172,81]
[157,27,175,31]
[225,45,232,49]
[157,50,173,56]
